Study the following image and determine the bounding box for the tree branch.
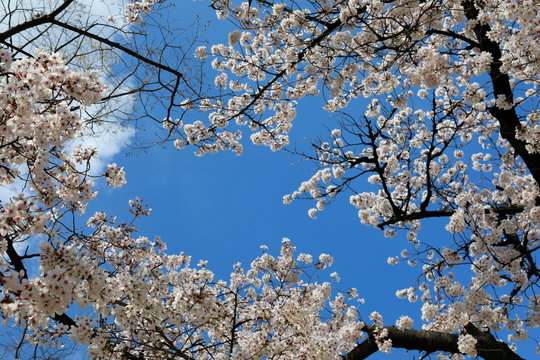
[48,19,184,80]
[343,324,524,360]
[0,0,75,42]
[462,0,540,188]
[377,205,524,228]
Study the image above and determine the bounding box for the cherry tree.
[0,0,224,357]
[0,1,363,359]
[167,0,537,358]
[0,0,538,359]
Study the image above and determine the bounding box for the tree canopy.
[0,0,539,359]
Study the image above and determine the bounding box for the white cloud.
[0,178,25,204]
[72,122,136,175]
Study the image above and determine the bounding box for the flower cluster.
[0,50,107,235]
[105,163,127,188]
[2,0,540,358]
[3,221,364,359]
[124,0,164,22]
[457,334,477,357]
[196,0,540,356]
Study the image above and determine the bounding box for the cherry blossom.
[174,0,539,358]
[1,0,539,359]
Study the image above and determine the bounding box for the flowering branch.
[344,323,524,360]
[462,0,540,188]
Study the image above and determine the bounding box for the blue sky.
[85,1,420,356]
[82,1,538,359]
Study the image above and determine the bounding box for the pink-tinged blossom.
[2,0,540,358]
[194,46,208,59]
[396,315,414,330]
[457,334,477,357]
[318,253,333,266]
[105,163,127,188]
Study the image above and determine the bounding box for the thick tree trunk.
[462,0,540,188]
[343,323,524,360]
